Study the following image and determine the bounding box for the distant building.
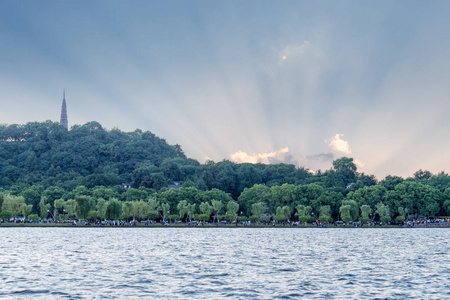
[122,183,133,189]
[168,181,182,189]
[60,90,68,130]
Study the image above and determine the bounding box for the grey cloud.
[306,153,334,162]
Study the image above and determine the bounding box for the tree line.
[1,121,450,223]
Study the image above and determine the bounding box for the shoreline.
[1,223,449,228]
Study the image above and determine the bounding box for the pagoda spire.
[60,90,68,130]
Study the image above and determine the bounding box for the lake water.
[0,228,449,299]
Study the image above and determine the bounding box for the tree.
[0,189,4,210]
[0,211,12,220]
[237,163,263,193]
[359,205,372,222]
[273,206,291,224]
[21,185,43,214]
[296,205,313,223]
[75,195,94,219]
[82,173,119,188]
[414,169,432,180]
[96,198,107,219]
[389,181,441,217]
[332,157,357,187]
[169,214,180,222]
[319,205,332,222]
[194,213,210,222]
[215,164,239,198]
[396,207,407,222]
[159,187,202,211]
[428,172,450,192]
[2,194,26,217]
[134,200,150,220]
[346,185,387,210]
[63,199,77,219]
[28,214,39,222]
[226,200,239,223]
[161,202,170,223]
[199,202,212,217]
[443,188,450,215]
[251,202,266,222]
[105,198,122,220]
[39,197,51,219]
[54,199,65,219]
[146,198,159,220]
[296,183,324,212]
[341,200,359,221]
[380,175,404,191]
[350,173,377,190]
[238,184,270,216]
[262,164,297,186]
[211,199,223,223]
[123,188,148,202]
[314,190,342,219]
[87,210,100,221]
[266,184,299,214]
[73,185,90,197]
[42,186,65,207]
[186,203,196,223]
[149,172,169,190]
[92,186,119,201]
[160,158,182,181]
[20,203,32,218]
[121,201,135,220]
[177,200,188,221]
[339,205,352,223]
[376,202,391,223]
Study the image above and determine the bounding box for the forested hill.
[1,121,450,221]
[0,121,185,188]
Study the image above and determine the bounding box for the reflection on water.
[0,228,449,299]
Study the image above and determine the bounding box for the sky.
[1,0,450,180]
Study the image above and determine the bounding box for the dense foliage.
[1,121,449,222]
[0,121,185,188]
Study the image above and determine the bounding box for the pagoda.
[60,90,68,130]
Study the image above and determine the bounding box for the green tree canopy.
[2,194,26,217]
[105,198,122,220]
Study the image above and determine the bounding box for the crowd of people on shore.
[1,216,449,227]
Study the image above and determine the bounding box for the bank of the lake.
[1,221,450,228]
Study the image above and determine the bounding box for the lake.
[0,228,448,299]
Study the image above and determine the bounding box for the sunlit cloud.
[326,134,365,169]
[354,159,365,168]
[327,134,352,155]
[230,147,294,164]
[279,41,314,61]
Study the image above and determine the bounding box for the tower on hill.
[60,90,68,130]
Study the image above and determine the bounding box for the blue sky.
[1,0,450,179]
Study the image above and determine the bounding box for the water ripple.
[0,228,448,299]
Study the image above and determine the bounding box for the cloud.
[326,134,365,169]
[306,152,334,162]
[354,159,365,168]
[279,41,314,62]
[328,134,352,154]
[230,147,296,164]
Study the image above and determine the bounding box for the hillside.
[0,121,449,220]
[0,121,185,189]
